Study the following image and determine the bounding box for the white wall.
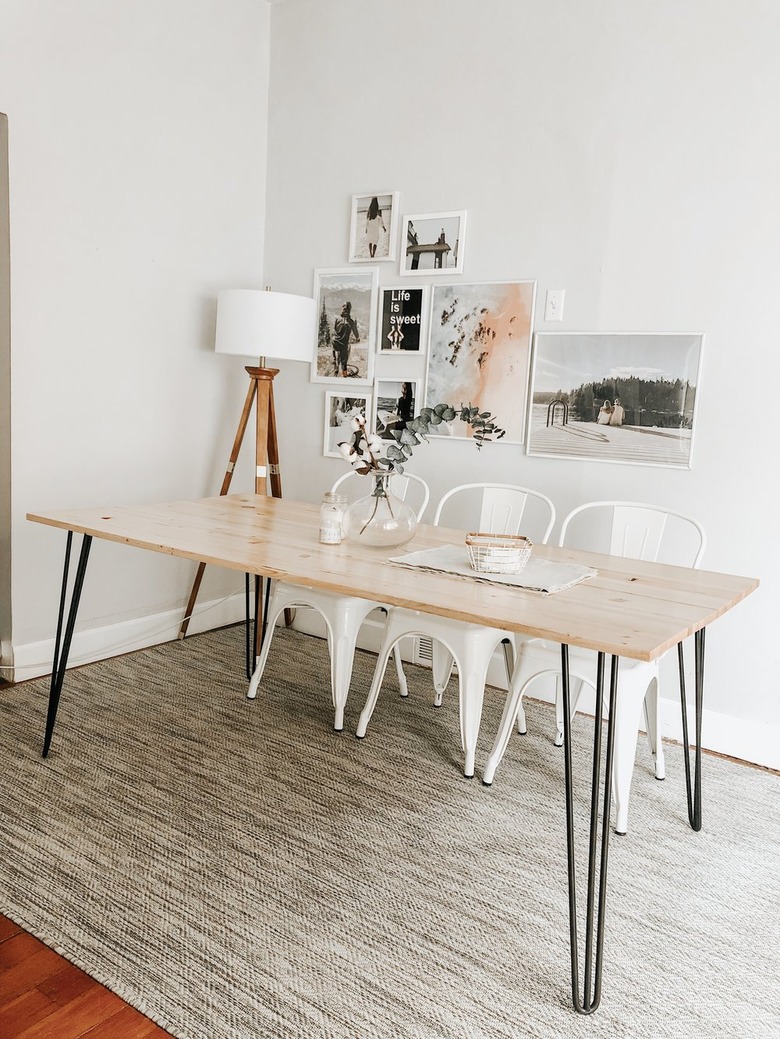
[263,0,779,767]
[1,0,272,674]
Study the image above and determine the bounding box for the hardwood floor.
[0,914,173,1038]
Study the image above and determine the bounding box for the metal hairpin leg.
[42,531,93,758]
[561,646,618,1015]
[678,628,705,831]
[243,574,271,680]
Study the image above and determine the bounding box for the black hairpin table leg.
[678,628,705,831]
[42,531,92,758]
[561,646,618,1014]
[244,574,271,680]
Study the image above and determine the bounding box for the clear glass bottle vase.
[343,473,418,548]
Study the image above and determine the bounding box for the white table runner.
[389,544,597,594]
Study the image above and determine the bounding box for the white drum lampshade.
[215,289,315,363]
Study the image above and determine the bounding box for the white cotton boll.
[367,434,384,451]
[338,443,353,461]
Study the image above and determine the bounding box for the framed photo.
[323,391,372,458]
[378,286,428,353]
[373,378,420,441]
[401,211,467,276]
[526,332,705,469]
[424,281,536,444]
[312,267,378,384]
[348,192,399,263]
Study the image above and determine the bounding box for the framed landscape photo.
[323,391,372,458]
[373,378,420,442]
[378,286,428,353]
[401,211,467,276]
[348,191,399,263]
[424,280,536,443]
[312,267,378,384]
[526,332,705,469]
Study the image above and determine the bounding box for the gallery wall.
[262,0,780,766]
[1,0,271,674]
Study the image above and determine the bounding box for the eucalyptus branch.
[338,404,505,479]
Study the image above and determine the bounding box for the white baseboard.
[8,602,777,772]
[8,593,246,683]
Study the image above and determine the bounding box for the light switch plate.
[544,289,565,321]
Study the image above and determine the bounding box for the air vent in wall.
[414,635,433,667]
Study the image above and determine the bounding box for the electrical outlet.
[544,289,565,321]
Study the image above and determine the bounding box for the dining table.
[27,492,759,1014]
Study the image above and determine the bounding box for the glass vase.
[343,473,418,548]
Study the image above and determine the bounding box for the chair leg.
[247,604,286,699]
[643,676,665,780]
[610,671,650,835]
[356,631,397,739]
[483,676,532,785]
[459,661,489,779]
[502,637,527,735]
[329,603,378,731]
[555,676,585,746]
[432,641,454,707]
[392,643,408,698]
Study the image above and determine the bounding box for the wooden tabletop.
[27,494,759,663]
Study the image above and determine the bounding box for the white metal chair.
[246,471,430,730]
[356,484,556,777]
[482,501,706,833]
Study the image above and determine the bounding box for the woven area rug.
[1,626,778,1039]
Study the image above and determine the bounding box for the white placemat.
[389,544,597,594]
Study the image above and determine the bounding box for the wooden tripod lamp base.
[178,289,315,642]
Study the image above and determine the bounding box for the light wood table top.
[28,494,759,663]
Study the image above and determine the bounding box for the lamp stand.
[178,365,281,650]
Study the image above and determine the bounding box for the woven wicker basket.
[465,532,533,575]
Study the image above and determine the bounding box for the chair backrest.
[432,483,556,544]
[330,470,431,522]
[558,501,706,568]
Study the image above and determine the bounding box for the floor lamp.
[178,288,315,654]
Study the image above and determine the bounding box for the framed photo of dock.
[401,211,467,277]
[424,280,536,444]
[526,332,705,469]
[348,192,399,263]
[377,286,428,353]
[323,391,372,458]
[311,267,378,384]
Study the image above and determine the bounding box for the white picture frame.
[323,391,372,459]
[348,191,400,263]
[377,285,429,353]
[400,211,467,277]
[424,280,536,444]
[526,331,705,469]
[311,267,379,385]
[372,378,421,442]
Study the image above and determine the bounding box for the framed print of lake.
[527,332,704,469]
[424,281,536,444]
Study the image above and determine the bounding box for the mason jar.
[319,491,346,544]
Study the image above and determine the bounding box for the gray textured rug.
[0,626,778,1039]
